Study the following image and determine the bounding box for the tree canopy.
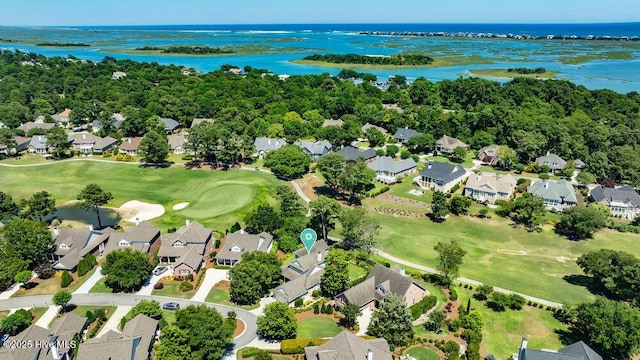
[555,205,608,240]
[264,145,310,179]
[229,251,281,305]
[256,302,297,340]
[76,183,113,229]
[101,248,154,292]
[0,218,53,268]
[434,240,467,285]
[367,293,415,347]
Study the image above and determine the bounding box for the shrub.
[294,298,304,307]
[61,271,73,288]
[450,183,461,193]
[325,306,333,314]
[474,284,493,301]
[158,318,168,329]
[508,294,526,310]
[539,173,550,180]
[34,262,55,279]
[186,273,194,282]
[153,282,164,290]
[90,319,103,338]
[410,295,438,320]
[311,289,321,298]
[313,303,320,314]
[180,281,194,292]
[449,288,458,301]
[368,186,390,198]
[215,239,221,249]
[181,154,193,160]
[85,310,95,324]
[280,338,328,354]
[77,259,90,277]
[227,311,237,320]
[93,308,107,321]
[195,271,206,288]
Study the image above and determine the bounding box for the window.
[179,269,190,275]
[118,240,130,246]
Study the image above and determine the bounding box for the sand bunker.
[120,200,165,222]
[172,202,189,210]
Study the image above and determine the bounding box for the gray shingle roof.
[158,221,212,258]
[304,330,391,360]
[527,180,577,204]
[535,152,567,171]
[175,247,203,271]
[159,117,179,131]
[191,118,214,127]
[167,134,186,150]
[294,140,332,156]
[18,122,55,132]
[393,128,422,143]
[336,146,377,162]
[216,231,273,262]
[79,314,158,360]
[436,135,468,151]
[559,342,603,360]
[419,161,466,184]
[254,137,287,152]
[323,119,343,127]
[362,122,388,136]
[104,221,160,255]
[367,156,416,174]
[590,185,640,206]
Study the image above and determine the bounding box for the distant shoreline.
[468,68,560,79]
[357,31,639,41]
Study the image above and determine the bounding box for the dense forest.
[1,50,639,185]
[303,53,434,66]
[135,46,235,55]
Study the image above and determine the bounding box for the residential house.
[103,220,161,256]
[72,133,117,154]
[273,240,329,305]
[367,156,417,184]
[48,226,115,271]
[513,338,602,360]
[0,136,30,155]
[304,330,392,360]
[158,220,213,277]
[477,144,500,166]
[112,71,127,79]
[254,137,287,158]
[119,137,143,156]
[415,161,467,192]
[294,140,332,161]
[159,118,180,133]
[535,152,567,172]
[168,134,187,154]
[590,185,640,219]
[322,118,343,127]
[190,118,214,128]
[215,230,273,266]
[527,179,577,211]
[436,135,468,155]
[228,68,243,76]
[77,314,158,360]
[17,121,55,133]
[393,128,423,144]
[382,103,405,113]
[28,135,49,154]
[574,159,585,169]
[90,114,124,133]
[335,264,427,311]
[0,313,86,360]
[336,146,377,163]
[464,173,517,204]
[51,108,71,124]
[361,122,388,136]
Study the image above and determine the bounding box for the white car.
[153,266,168,276]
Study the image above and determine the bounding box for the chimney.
[518,337,528,360]
[186,219,190,226]
[128,138,131,144]
[427,163,432,169]
[240,229,244,234]
[400,267,405,276]
[135,217,140,226]
[367,348,373,360]
[53,227,59,236]
[544,182,548,189]
[89,224,94,231]
[317,251,322,263]
[49,335,61,360]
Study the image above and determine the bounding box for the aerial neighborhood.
[0,48,639,360]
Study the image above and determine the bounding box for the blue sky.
[1,0,639,26]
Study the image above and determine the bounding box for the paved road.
[0,293,258,348]
[375,250,562,308]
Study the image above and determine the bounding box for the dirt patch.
[377,194,431,210]
[233,319,246,338]
[214,280,230,290]
[296,173,323,200]
[295,308,340,322]
[373,206,426,218]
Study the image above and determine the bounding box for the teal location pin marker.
[300,228,317,254]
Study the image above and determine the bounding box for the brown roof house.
[118,137,142,156]
[77,314,158,360]
[335,264,427,311]
[304,330,392,360]
[103,220,161,256]
[72,133,117,154]
[48,226,115,271]
[0,136,30,155]
[51,109,71,124]
[0,313,87,360]
[322,118,343,127]
[361,122,388,136]
[436,135,468,155]
[168,134,187,155]
[273,240,329,305]
[158,220,213,277]
[464,173,517,204]
[477,144,500,166]
[215,230,273,266]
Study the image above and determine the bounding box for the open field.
[364,198,640,304]
[296,317,342,339]
[406,347,441,360]
[456,287,567,359]
[0,160,282,231]
[468,68,559,79]
[12,277,61,297]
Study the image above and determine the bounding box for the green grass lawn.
[49,305,117,327]
[387,179,432,204]
[365,200,640,304]
[161,309,177,325]
[89,278,113,294]
[204,287,260,310]
[13,277,61,297]
[456,287,567,359]
[67,267,100,293]
[30,307,48,323]
[296,317,342,338]
[406,347,441,360]
[427,152,475,168]
[151,282,195,299]
[0,161,282,232]
[347,264,367,281]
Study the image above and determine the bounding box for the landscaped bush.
[153,282,164,290]
[280,338,328,354]
[179,281,194,292]
[368,186,390,198]
[85,310,95,324]
[89,319,103,338]
[474,284,493,301]
[294,298,304,307]
[195,271,205,288]
[186,273,194,281]
[241,348,263,358]
[93,308,107,321]
[450,183,461,193]
[61,271,73,287]
[158,318,168,329]
[449,288,458,301]
[313,303,320,314]
[410,295,437,320]
[181,154,193,160]
[215,239,221,248]
[34,262,55,279]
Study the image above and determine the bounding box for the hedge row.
[281,338,328,354]
[410,295,437,320]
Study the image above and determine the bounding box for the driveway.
[356,307,372,336]
[0,293,259,348]
[97,305,131,337]
[192,268,229,302]
[137,267,172,296]
[34,306,61,328]
[73,266,104,294]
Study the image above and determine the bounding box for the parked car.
[153,266,168,276]
[162,302,180,310]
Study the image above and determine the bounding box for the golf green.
[179,184,256,218]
